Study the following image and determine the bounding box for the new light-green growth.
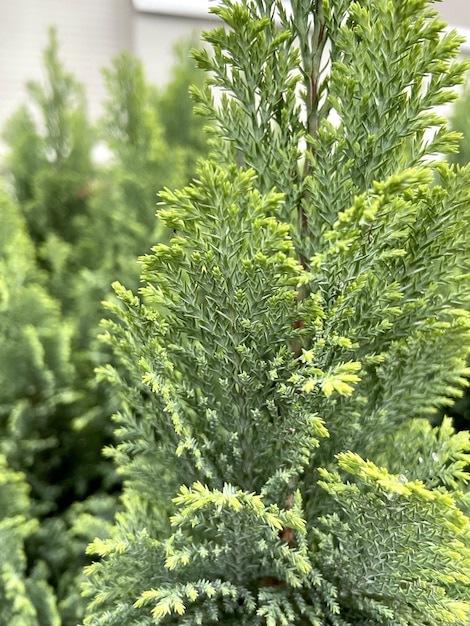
[83,1,470,624]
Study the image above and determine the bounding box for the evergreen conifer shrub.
[82,1,470,624]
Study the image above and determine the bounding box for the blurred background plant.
[0,28,207,626]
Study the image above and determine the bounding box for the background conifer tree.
[82,1,470,625]
[157,37,211,180]
[2,27,94,307]
[0,39,117,625]
[76,49,189,317]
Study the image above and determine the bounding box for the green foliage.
[2,27,93,304]
[442,75,470,432]
[1,28,208,626]
[317,452,470,624]
[74,47,204,358]
[82,1,470,625]
[0,454,60,626]
[157,37,210,178]
[0,182,108,626]
[449,73,470,167]
[29,494,117,626]
[78,51,185,296]
[0,186,75,506]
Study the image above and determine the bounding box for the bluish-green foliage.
[82,1,470,625]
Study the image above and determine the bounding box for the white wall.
[133,13,214,88]
[440,0,470,30]
[0,0,132,128]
